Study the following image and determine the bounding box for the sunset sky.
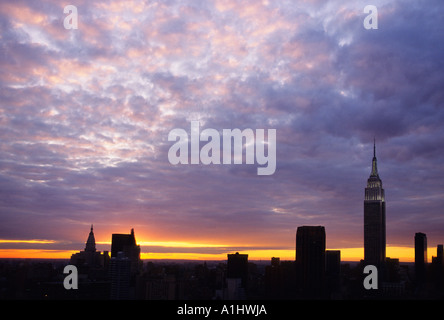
[1,0,444,262]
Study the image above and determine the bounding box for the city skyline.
[1,0,444,263]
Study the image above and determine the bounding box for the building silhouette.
[226,252,248,299]
[264,257,298,299]
[435,244,444,265]
[109,252,131,300]
[144,274,177,300]
[364,140,386,269]
[4,137,444,300]
[325,250,341,298]
[264,257,281,298]
[70,225,110,271]
[111,228,141,275]
[414,232,427,284]
[110,228,141,299]
[295,226,326,298]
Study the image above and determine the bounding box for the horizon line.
[0,245,432,263]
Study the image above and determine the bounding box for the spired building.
[364,141,386,268]
[70,225,110,271]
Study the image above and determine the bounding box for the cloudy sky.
[0,0,443,261]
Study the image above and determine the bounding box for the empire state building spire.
[370,138,379,177]
[364,139,386,267]
[366,139,384,199]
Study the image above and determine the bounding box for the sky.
[0,0,444,262]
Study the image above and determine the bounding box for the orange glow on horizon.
[0,239,57,244]
[97,240,233,248]
[0,249,78,259]
[0,246,428,263]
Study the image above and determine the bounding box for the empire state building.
[364,140,386,267]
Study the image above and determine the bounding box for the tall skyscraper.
[111,228,141,275]
[295,226,326,297]
[414,232,427,283]
[110,228,141,300]
[364,140,386,268]
[109,252,131,300]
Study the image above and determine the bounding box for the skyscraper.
[111,228,141,275]
[109,252,131,300]
[110,228,141,300]
[227,252,248,284]
[414,232,427,283]
[364,140,386,268]
[226,252,248,299]
[295,226,326,297]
